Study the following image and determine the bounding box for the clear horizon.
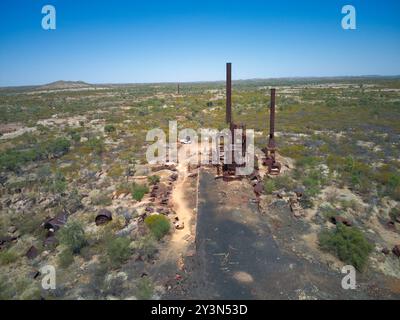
[1,0,399,86]
[3,74,400,89]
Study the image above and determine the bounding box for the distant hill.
[39,80,92,90]
[1,75,399,92]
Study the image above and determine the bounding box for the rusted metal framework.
[226,63,232,125]
[262,88,281,174]
[216,63,247,179]
[215,63,281,181]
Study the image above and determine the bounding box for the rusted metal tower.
[226,63,232,125]
[263,88,281,174]
[217,63,247,179]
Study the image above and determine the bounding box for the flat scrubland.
[0,77,399,299]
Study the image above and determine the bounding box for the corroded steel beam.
[226,62,232,125]
[270,88,276,138]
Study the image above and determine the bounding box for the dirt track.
[167,169,400,300]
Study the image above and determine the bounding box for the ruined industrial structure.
[216,62,281,180]
[262,88,281,175]
[215,63,248,179]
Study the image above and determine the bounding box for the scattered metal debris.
[95,209,113,226]
[382,247,390,255]
[330,216,353,227]
[44,212,68,232]
[26,245,39,260]
[393,245,400,258]
[289,197,305,218]
[0,236,18,248]
[254,182,264,196]
[386,220,396,231]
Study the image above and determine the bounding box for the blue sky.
[0,0,399,86]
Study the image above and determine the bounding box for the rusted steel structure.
[217,63,247,179]
[262,88,281,175]
[226,63,232,125]
[215,63,281,184]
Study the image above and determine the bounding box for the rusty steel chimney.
[269,88,276,139]
[226,62,232,125]
[263,88,281,174]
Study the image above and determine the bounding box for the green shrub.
[144,214,170,240]
[0,138,70,172]
[0,276,13,299]
[13,277,41,300]
[148,175,160,185]
[131,182,149,201]
[264,179,275,194]
[389,207,400,222]
[48,171,67,194]
[374,165,397,185]
[37,124,50,134]
[88,261,109,295]
[108,164,124,178]
[79,245,94,261]
[391,186,400,201]
[58,221,87,254]
[136,277,154,300]
[61,189,83,214]
[340,199,360,212]
[104,124,116,133]
[301,169,325,197]
[106,237,131,267]
[45,138,71,157]
[319,205,341,220]
[0,249,19,265]
[12,212,42,235]
[19,285,41,300]
[69,130,81,143]
[0,148,43,172]
[374,164,400,200]
[273,174,295,190]
[327,155,346,173]
[37,164,52,183]
[58,248,74,268]
[91,192,112,206]
[318,224,372,271]
[131,234,157,259]
[326,96,338,108]
[279,144,307,160]
[341,157,372,192]
[388,174,400,190]
[86,137,105,155]
[296,156,321,168]
[0,150,24,171]
[116,183,131,194]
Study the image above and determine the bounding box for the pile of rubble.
[382,245,400,258]
[267,189,306,218]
